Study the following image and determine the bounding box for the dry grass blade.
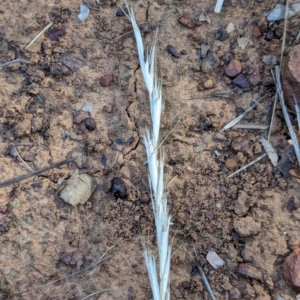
[124,2,171,299]
[259,137,278,166]
[10,143,34,172]
[25,21,53,50]
[0,57,33,68]
[233,124,269,130]
[214,0,224,13]
[227,153,267,179]
[193,248,216,300]
[221,95,267,131]
[273,66,300,166]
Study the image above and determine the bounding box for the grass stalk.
[124,3,171,300]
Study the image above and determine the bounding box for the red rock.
[238,263,263,281]
[252,24,262,38]
[283,248,300,292]
[178,16,195,28]
[282,44,300,112]
[99,74,113,86]
[249,74,262,86]
[225,59,242,77]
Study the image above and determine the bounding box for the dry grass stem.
[10,143,34,172]
[214,0,224,13]
[232,124,269,130]
[273,66,300,166]
[227,153,267,179]
[193,248,216,300]
[0,57,33,68]
[25,21,53,50]
[221,95,267,131]
[124,2,171,299]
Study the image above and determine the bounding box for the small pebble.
[231,136,253,155]
[50,63,72,76]
[249,101,257,110]
[225,59,242,77]
[47,27,66,41]
[235,107,245,117]
[238,263,263,281]
[111,177,127,199]
[140,22,152,34]
[225,158,238,171]
[286,35,295,46]
[127,286,136,300]
[262,75,274,87]
[181,281,191,289]
[283,248,300,292]
[265,30,274,41]
[99,74,113,86]
[178,16,195,28]
[85,118,96,131]
[287,197,299,212]
[274,29,282,39]
[232,74,251,91]
[262,55,277,66]
[206,249,225,269]
[229,288,241,299]
[252,24,262,38]
[201,52,220,73]
[180,50,187,55]
[215,28,229,41]
[249,74,262,86]
[166,45,180,58]
[116,7,128,17]
[203,79,214,89]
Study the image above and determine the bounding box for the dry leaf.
[259,137,278,166]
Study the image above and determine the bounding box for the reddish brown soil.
[0,0,300,299]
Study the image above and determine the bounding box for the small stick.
[193,248,216,300]
[0,157,76,188]
[227,153,267,179]
[25,21,53,50]
[0,57,33,68]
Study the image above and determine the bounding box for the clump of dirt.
[0,0,300,299]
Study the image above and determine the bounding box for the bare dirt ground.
[0,0,300,299]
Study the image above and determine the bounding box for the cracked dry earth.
[1,0,300,299]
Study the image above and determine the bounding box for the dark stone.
[235,107,245,117]
[116,7,128,17]
[84,118,96,131]
[111,177,127,199]
[232,74,251,91]
[215,28,229,41]
[265,30,274,41]
[166,45,180,58]
[47,27,66,41]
